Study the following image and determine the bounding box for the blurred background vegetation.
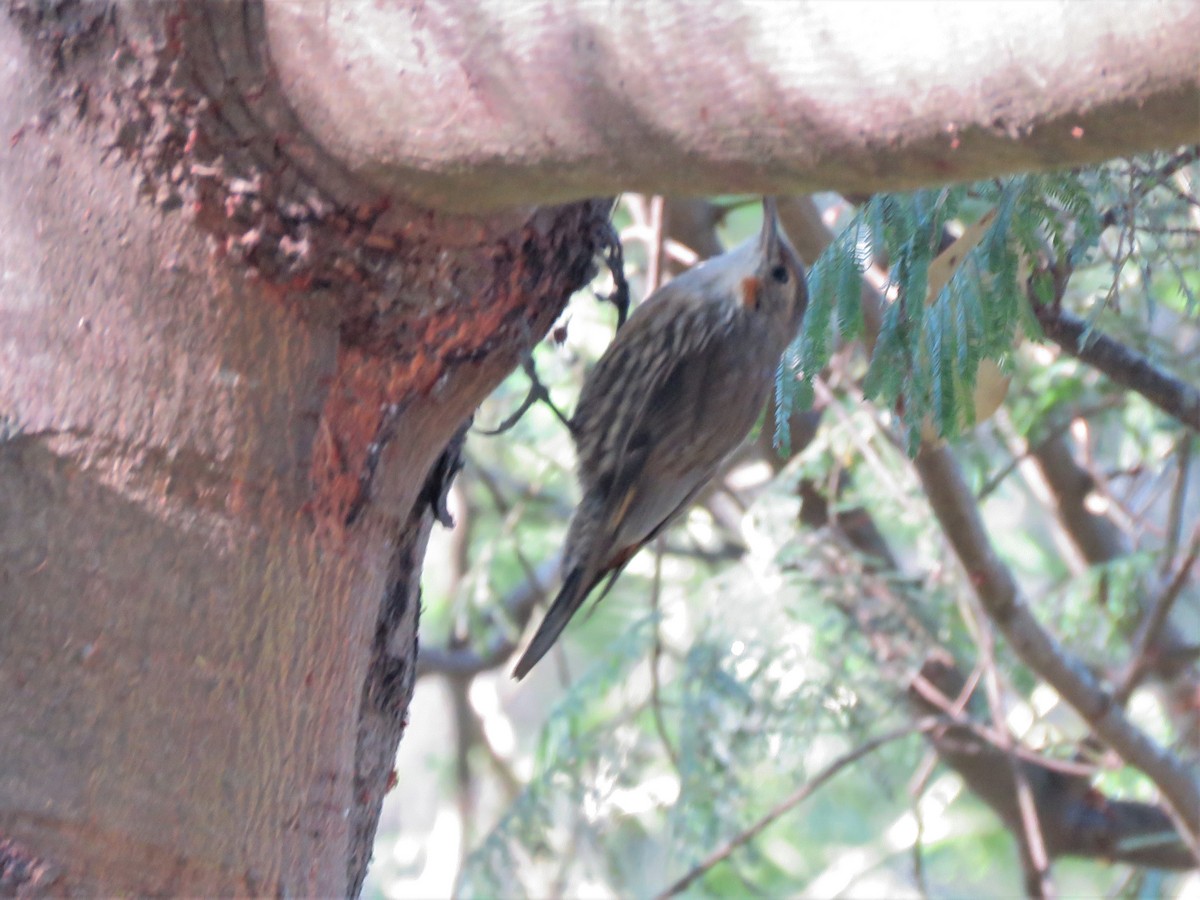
[366,150,1200,898]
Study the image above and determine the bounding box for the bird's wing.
[572,286,734,497]
[512,307,738,680]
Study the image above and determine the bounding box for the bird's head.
[701,198,808,335]
[749,197,808,334]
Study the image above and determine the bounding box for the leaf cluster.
[776,171,1116,453]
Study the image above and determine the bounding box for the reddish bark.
[0,2,608,893]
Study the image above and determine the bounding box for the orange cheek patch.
[740,276,762,310]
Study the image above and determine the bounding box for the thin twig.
[908,664,985,797]
[1124,451,1180,547]
[549,816,585,899]
[416,552,560,679]
[812,375,907,498]
[977,614,1055,898]
[1096,146,1200,232]
[652,718,946,899]
[649,534,680,770]
[1114,521,1200,706]
[475,355,574,436]
[1177,167,1200,230]
[977,400,1122,502]
[910,799,929,899]
[1162,433,1194,576]
[645,195,668,295]
[909,665,1097,779]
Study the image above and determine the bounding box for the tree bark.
[0,3,606,894]
[1,0,1197,895]
[265,0,1200,210]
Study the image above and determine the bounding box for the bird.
[512,198,808,679]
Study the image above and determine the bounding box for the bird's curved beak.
[760,196,782,258]
[760,196,809,327]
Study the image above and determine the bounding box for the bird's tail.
[511,566,592,680]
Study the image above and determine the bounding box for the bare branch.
[1163,433,1195,575]
[475,355,574,436]
[1115,523,1200,705]
[1097,146,1200,231]
[977,618,1056,898]
[911,658,1199,871]
[648,536,680,770]
[416,553,560,678]
[913,442,1200,841]
[1034,306,1200,432]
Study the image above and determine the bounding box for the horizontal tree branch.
[264,0,1200,210]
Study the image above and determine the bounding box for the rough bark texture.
[265,0,1200,210]
[0,1,607,894]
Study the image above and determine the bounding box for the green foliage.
[457,623,654,897]
[775,171,1138,453]
[372,154,1200,900]
[455,549,924,898]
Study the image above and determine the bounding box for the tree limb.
[265,0,1200,210]
[1034,307,1200,432]
[911,658,1198,871]
[913,443,1200,842]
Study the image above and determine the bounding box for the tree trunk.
[0,4,607,893]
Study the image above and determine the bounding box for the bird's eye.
[770,265,789,284]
